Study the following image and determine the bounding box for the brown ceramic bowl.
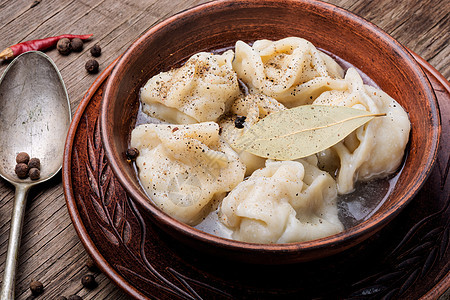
[100,0,440,264]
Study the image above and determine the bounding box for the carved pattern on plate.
[349,198,449,299]
[73,109,225,299]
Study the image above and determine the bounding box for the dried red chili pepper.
[0,34,93,60]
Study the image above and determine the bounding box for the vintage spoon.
[0,51,71,300]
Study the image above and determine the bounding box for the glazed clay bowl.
[100,0,440,264]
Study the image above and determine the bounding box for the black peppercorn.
[16,152,30,164]
[234,116,246,129]
[71,38,83,52]
[15,163,29,179]
[29,168,40,180]
[90,44,101,57]
[68,296,82,300]
[57,38,71,55]
[81,274,98,289]
[56,296,67,300]
[126,148,139,161]
[85,59,99,74]
[30,280,44,296]
[28,157,40,170]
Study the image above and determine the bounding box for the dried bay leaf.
[233,105,385,160]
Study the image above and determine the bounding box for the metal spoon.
[0,51,71,300]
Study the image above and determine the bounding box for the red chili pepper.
[0,34,93,60]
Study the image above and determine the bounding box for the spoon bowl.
[0,51,71,299]
[0,52,70,184]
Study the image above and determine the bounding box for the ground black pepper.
[57,38,71,55]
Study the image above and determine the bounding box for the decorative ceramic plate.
[63,52,449,300]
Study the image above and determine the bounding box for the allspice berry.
[28,157,41,170]
[85,59,99,74]
[68,296,82,300]
[71,38,84,52]
[81,274,98,289]
[30,280,44,296]
[234,116,246,129]
[126,147,139,161]
[16,152,30,164]
[90,44,101,57]
[57,38,72,55]
[15,163,29,179]
[85,258,99,272]
[29,168,40,180]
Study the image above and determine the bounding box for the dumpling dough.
[313,68,411,194]
[232,37,345,107]
[219,159,343,243]
[140,50,240,124]
[130,122,246,225]
[219,93,286,175]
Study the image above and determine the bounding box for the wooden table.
[0,0,448,299]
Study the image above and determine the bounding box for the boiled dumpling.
[219,159,343,243]
[219,93,286,175]
[313,68,411,194]
[232,37,345,107]
[130,122,246,225]
[140,50,240,124]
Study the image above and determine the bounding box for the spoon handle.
[1,184,30,300]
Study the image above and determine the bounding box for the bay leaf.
[233,105,385,160]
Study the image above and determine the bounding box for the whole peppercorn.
[234,116,246,129]
[28,157,41,170]
[81,274,98,289]
[57,38,72,55]
[29,168,40,180]
[85,59,99,74]
[68,296,82,300]
[16,152,30,164]
[56,296,68,300]
[126,147,139,161]
[90,44,101,57]
[71,38,84,52]
[15,163,29,179]
[30,280,44,296]
[85,257,100,272]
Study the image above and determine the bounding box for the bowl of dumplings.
[100,0,440,264]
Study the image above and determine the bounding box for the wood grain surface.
[0,0,448,299]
